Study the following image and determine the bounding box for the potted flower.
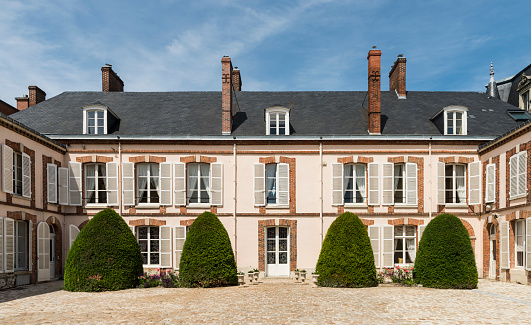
[237,271,245,285]
[299,269,307,283]
[294,268,300,282]
[312,271,319,285]
[253,268,260,283]
[248,269,255,284]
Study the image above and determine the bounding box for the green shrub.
[415,213,478,289]
[179,211,237,287]
[64,208,143,292]
[315,212,377,287]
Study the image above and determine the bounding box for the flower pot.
[238,274,245,285]
[254,271,259,283]
[312,274,319,285]
[248,272,254,284]
[300,272,307,283]
[294,271,300,282]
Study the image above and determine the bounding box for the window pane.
[138,227,148,239]
[150,253,159,265]
[279,252,288,264]
[96,111,104,119]
[150,240,159,252]
[88,127,95,134]
[88,119,95,127]
[267,252,275,264]
[405,226,415,236]
[139,240,148,252]
[267,240,275,251]
[394,226,403,236]
[150,227,159,239]
[279,239,287,251]
[97,127,104,134]
[200,190,209,203]
[98,164,106,176]
[142,253,148,264]
[88,111,95,118]
[279,227,288,238]
[395,238,403,250]
[267,227,275,239]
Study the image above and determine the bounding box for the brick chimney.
[15,95,29,111]
[221,56,233,135]
[389,54,406,99]
[367,48,381,135]
[101,64,124,92]
[232,67,242,91]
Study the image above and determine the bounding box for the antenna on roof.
[372,46,377,49]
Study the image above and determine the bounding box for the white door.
[489,225,496,279]
[37,222,50,282]
[49,225,56,279]
[265,227,289,277]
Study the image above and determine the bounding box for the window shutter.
[418,225,426,242]
[368,225,380,268]
[174,163,186,206]
[174,226,186,270]
[69,225,80,252]
[437,162,445,205]
[486,164,495,203]
[405,162,417,206]
[500,221,509,269]
[1,144,13,194]
[47,163,57,203]
[121,162,135,206]
[210,162,223,206]
[510,155,517,199]
[4,218,14,273]
[22,153,31,198]
[526,218,531,271]
[278,163,289,206]
[68,162,82,206]
[381,163,394,206]
[160,225,172,268]
[0,218,3,273]
[368,163,379,205]
[129,225,135,235]
[106,162,119,206]
[58,167,69,205]
[382,225,394,268]
[518,152,527,197]
[468,161,481,205]
[37,222,50,281]
[159,162,172,206]
[332,163,344,206]
[254,163,265,206]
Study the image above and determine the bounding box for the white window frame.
[187,162,210,205]
[82,106,107,135]
[12,151,22,196]
[393,163,406,204]
[85,163,107,205]
[510,151,527,200]
[265,107,290,135]
[394,225,416,265]
[14,220,28,271]
[137,226,161,267]
[262,163,289,207]
[444,164,467,205]
[515,219,526,268]
[137,163,160,205]
[521,89,530,111]
[343,164,366,205]
[443,106,468,135]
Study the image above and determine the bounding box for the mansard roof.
[10,90,521,137]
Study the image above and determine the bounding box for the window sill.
[12,194,31,201]
[510,194,526,200]
[135,204,160,209]
[344,204,368,208]
[264,205,290,209]
[187,203,211,209]
[443,204,468,208]
[14,270,31,274]
[393,204,418,209]
[85,204,109,208]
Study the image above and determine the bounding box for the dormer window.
[87,110,105,134]
[82,104,119,135]
[516,73,531,111]
[265,107,290,135]
[443,106,467,135]
[522,90,529,111]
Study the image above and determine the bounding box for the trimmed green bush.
[415,213,478,289]
[179,211,237,287]
[315,212,377,287]
[64,208,143,292]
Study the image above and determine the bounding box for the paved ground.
[0,279,530,324]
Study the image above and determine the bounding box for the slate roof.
[10,90,522,137]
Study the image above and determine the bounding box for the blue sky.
[0,0,529,106]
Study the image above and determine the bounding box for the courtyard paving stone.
[0,279,530,324]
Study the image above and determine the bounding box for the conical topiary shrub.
[179,211,237,287]
[415,213,478,289]
[64,208,143,292]
[315,212,377,287]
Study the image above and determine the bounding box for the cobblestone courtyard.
[0,279,530,324]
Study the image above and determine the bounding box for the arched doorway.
[49,225,56,279]
[489,224,496,279]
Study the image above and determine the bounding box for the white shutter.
[160,225,172,268]
[2,144,13,194]
[37,222,50,281]
[526,218,531,271]
[278,163,289,206]
[382,163,394,206]
[0,218,3,273]
[58,167,69,205]
[4,218,14,273]
[368,225,380,268]
[510,155,517,199]
[468,161,481,205]
[174,163,186,206]
[382,225,394,267]
[21,152,31,198]
[68,162,82,206]
[254,163,265,206]
[159,162,172,206]
[28,220,32,272]
[174,226,186,269]
[368,163,379,205]
[47,163,57,203]
[122,162,135,206]
[486,164,495,203]
[518,152,527,197]
[210,162,223,206]
[418,225,426,242]
[69,225,80,251]
[405,163,417,206]
[437,162,445,205]
[106,162,119,206]
[332,163,344,206]
[129,225,135,235]
[500,221,509,269]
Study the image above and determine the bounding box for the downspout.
[118,136,122,217]
[233,143,237,261]
[320,142,323,246]
[428,140,432,219]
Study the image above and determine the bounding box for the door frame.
[265,226,290,277]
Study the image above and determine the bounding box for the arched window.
[443,106,468,135]
[82,105,107,134]
[265,107,290,135]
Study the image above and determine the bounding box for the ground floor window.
[515,219,526,267]
[138,226,160,266]
[394,225,416,264]
[14,220,28,271]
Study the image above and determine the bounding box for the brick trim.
[337,156,373,164]
[387,218,425,226]
[460,218,476,254]
[76,155,113,163]
[257,219,297,272]
[78,219,89,230]
[180,156,217,163]
[128,218,167,227]
[180,219,195,227]
[129,155,167,163]
[438,156,474,164]
[359,218,374,226]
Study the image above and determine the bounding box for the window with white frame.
[85,109,105,134]
[522,90,529,111]
[85,163,107,204]
[393,164,405,204]
[394,225,416,264]
[509,151,527,199]
[14,220,28,271]
[138,226,160,266]
[344,164,366,204]
[515,219,526,267]
[265,107,290,135]
[444,107,467,135]
[266,164,277,204]
[188,163,210,204]
[254,162,289,206]
[445,164,466,204]
[13,151,22,196]
[2,144,31,198]
[138,163,159,204]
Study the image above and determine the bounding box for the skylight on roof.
[507,110,531,121]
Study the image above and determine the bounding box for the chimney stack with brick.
[367,47,381,135]
[101,64,124,92]
[389,54,406,99]
[15,85,46,111]
[15,95,29,111]
[221,56,234,135]
[232,67,242,91]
